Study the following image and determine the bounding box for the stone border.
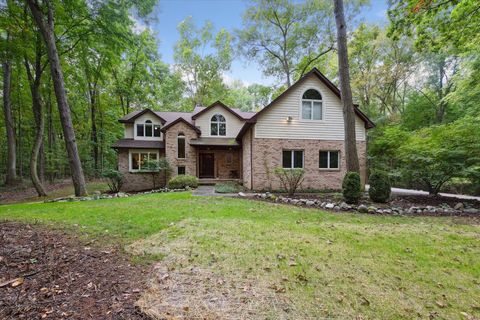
[249,192,479,215]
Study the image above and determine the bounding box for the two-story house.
[112,68,374,191]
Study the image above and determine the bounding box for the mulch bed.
[0,222,150,320]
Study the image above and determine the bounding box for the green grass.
[1,192,479,319]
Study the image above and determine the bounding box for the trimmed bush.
[167,175,198,189]
[102,169,124,193]
[368,171,391,203]
[274,167,305,196]
[342,171,361,204]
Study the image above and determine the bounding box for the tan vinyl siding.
[124,124,133,138]
[255,75,366,141]
[133,113,163,141]
[194,105,245,138]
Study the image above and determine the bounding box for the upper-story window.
[301,89,323,120]
[211,114,226,136]
[137,120,161,137]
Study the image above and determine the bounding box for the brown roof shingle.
[111,139,164,149]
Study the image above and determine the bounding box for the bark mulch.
[0,222,150,319]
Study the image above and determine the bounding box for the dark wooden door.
[199,153,215,178]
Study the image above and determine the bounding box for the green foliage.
[214,181,242,193]
[368,171,391,203]
[274,167,304,196]
[102,169,124,193]
[342,172,361,204]
[167,175,199,189]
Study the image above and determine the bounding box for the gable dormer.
[119,109,166,141]
[192,101,246,138]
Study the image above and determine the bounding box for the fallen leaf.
[11,278,24,287]
[435,301,446,308]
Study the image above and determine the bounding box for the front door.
[199,153,215,178]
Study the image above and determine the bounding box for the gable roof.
[160,117,201,134]
[191,101,255,121]
[118,108,166,124]
[249,68,375,129]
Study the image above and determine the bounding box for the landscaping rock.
[306,200,315,206]
[454,202,464,210]
[325,203,335,209]
[357,204,368,213]
[367,206,377,214]
[238,192,246,197]
[464,208,479,214]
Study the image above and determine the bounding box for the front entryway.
[199,153,215,178]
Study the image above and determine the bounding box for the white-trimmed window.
[130,151,158,171]
[211,114,226,136]
[136,120,161,137]
[177,133,186,158]
[282,150,304,169]
[301,89,323,120]
[319,151,339,169]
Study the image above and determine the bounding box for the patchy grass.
[0,192,479,319]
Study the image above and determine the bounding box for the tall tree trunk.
[333,0,359,173]
[89,87,99,175]
[27,0,87,196]
[2,57,17,185]
[24,35,48,196]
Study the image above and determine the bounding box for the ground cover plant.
[0,192,479,319]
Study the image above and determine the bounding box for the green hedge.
[342,171,361,204]
[368,171,391,203]
[167,175,198,189]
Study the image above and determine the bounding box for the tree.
[26,0,87,196]
[174,17,233,106]
[238,0,335,87]
[333,0,359,173]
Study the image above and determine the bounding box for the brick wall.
[241,128,252,189]
[251,138,367,191]
[117,149,166,192]
[164,122,199,178]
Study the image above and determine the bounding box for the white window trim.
[210,113,226,136]
[177,134,186,159]
[319,150,340,170]
[129,149,160,172]
[282,149,304,169]
[299,88,325,122]
[134,119,163,140]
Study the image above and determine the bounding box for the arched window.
[301,89,323,120]
[211,114,226,136]
[136,119,161,137]
[177,133,186,159]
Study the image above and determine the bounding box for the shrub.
[342,171,361,204]
[274,167,305,196]
[167,175,198,189]
[368,171,391,203]
[215,181,242,193]
[102,169,124,193]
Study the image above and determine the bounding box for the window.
[177,133,186,159]
[177,166,186,175]
[211,114,226,136]
[130,151,158,171]
[136,120,161,137]
[282,150,304,169]
[319,151,339,169]
[301,89,322,120]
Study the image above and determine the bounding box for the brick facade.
[249,138,367,191]
[117,149,166,192]
[164,122,199,178]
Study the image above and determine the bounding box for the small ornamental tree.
[342,171,361,204]
[142,157,171,189]
[274,167,305,196]
[368,171,391,203]
[167,175,199,189]
[102,169,124,193]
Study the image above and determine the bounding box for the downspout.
[250,127,253,190]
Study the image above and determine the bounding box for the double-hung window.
[282,150,304,169]
[301,89,323,120]
[130,151,158,171]
[319,151,339,169]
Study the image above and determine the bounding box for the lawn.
[1,192,479,319]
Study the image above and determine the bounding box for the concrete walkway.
[366,185,480,201]
[192,185,238,197]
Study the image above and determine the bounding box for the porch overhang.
[189,138,240,148]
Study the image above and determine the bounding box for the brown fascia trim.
[248,68,375,129]
[118,108,167,124]
[160,117,201,134]
[191,100,246,121]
